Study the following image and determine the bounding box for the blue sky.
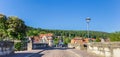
[0,0,120,32]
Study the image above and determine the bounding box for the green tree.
[0,14,7,40]
[96,38,101,42]
[63,38,71,45]
[6,16,27,40]
[109,32,120,41]
[39,31,46,34]
[26,29,40,37]
[54,38,59,45]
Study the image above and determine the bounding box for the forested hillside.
[27,26,109,39]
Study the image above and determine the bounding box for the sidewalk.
[67,49,102,57]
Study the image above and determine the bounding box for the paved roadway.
[4,48,100,57]
[30,48,100,57]
[39,48,80,57]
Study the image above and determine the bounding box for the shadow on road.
[2,50,46,57]
[35,47,72,50]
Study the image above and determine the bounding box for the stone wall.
[87,42,120,57]
[0,41,14,56]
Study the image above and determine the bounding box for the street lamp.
[86,17,91,39]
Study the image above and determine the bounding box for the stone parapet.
[87,42,120,57]
[0,41,14,56]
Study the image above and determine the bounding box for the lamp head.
[86,17,91,23]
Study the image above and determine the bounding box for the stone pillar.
[27,37,33,51]
[27,41,32,51]
[49,40,53,47]
[48,37,53,47]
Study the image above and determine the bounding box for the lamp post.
[86,17,91,39]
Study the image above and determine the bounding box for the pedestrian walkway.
[67,49,102,57]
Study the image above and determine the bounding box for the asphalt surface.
[1,48,100,57]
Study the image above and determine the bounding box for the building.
[71,37,93,44]
[32,33,54,47]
